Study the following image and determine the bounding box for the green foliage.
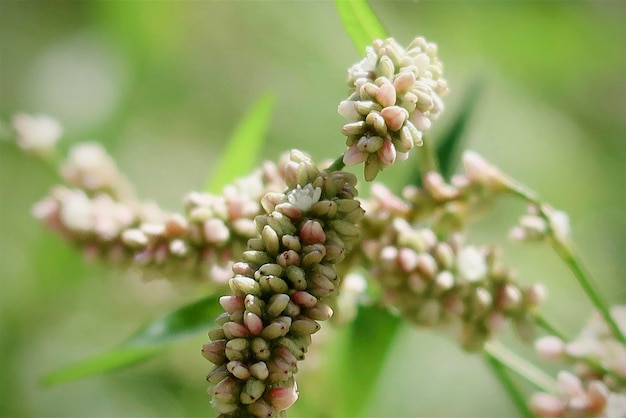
[335,0,388,54]
[205,93,275,194]
[42,295,221,386]
[436,79,483,181]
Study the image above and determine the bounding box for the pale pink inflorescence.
[339,37,448,180]
[12,113,62,155]
[33,140,287,283]
[531,306,626,417]
[203,150,364,417]
[362,215,545,350]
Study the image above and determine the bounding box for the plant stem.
[483,351,534,418]
[533,312,568,341]
[327,154,346,173]
[508,185,626,345]
[552,241,626,345]
[484,342,556,394]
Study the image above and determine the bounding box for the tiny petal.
[269,384,299,411]
[380,106,408,131]
[377,138,397,166]
[343,145,368,166]
[534,336,565,361]
[376,80,397,108]
[338,100,361,121]
[457,246,487,282]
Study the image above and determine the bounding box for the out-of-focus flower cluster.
[202,150,364,417]
[339,37,448,180]
[339,151,548,351]
[531,306,626,417]
[362,216,545,351]
[23,119,287,284]
[11,113,63,156]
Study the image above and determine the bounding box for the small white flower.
[287,184,322,212]
[457,246,487,282]
[549,210,571,243]
[60,190,93,232]
[12,113,62,153]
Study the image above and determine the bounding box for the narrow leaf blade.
[436,79,483,180]
[340,305,403,416]
[336,0,388,54]
[205,93,275,193]
[409,79,483,186]
[42,295,221,386]
[42,347,162,387]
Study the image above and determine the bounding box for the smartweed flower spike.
[12,113,62,156]
[362,212,545,351]
[530,306,626,417]
[33,141,287,283]
[339,37,449,180]
[203,150,364,417]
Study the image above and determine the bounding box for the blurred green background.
[1,1,624,417]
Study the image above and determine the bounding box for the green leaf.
[410,79,483,187]
[436,78,483,181]
[42,295,221,386]
[205,93,275,194]
[339,304,403,417]
[335,0,388,55]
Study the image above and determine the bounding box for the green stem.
[483,352,534,417]
[484,342,556,394]
[552,242,626,345]
[533,312,568,341]
[327,154,346,173]
[508,185,626,345]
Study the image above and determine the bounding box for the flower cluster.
[11,113,62,156]
[529,372,626,417]
[362,216,545,351]
[339,37,448,180]
[202,150,364,417]
[32,141,287,283]
[531,306,626,417]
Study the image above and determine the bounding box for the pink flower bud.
[343,144,368,166]
[381,105,408,131]
[300,220,327,245]
[377,138,397,166]
[376,80,397,108]
[269,384,299,411]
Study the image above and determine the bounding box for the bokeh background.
[1,1,624,417]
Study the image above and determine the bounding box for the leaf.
[409,79,483,186]
[335,0,388,55]
[42,295,221,386]
[205,93,275,194]
[339,304,403,417]
[436,78,483,181]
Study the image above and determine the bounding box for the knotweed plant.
[4,3,624,417]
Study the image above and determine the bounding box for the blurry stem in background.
[533,312,568,341]
[483,351,534,418]
[484,342,556,394]
[508,184,626,346]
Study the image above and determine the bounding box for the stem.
[327,154,346,173]
[484,342,556,394]
[508,185,626,345]
[533,312,568,341]
[483,352,534,417]
[553,242,626,345]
